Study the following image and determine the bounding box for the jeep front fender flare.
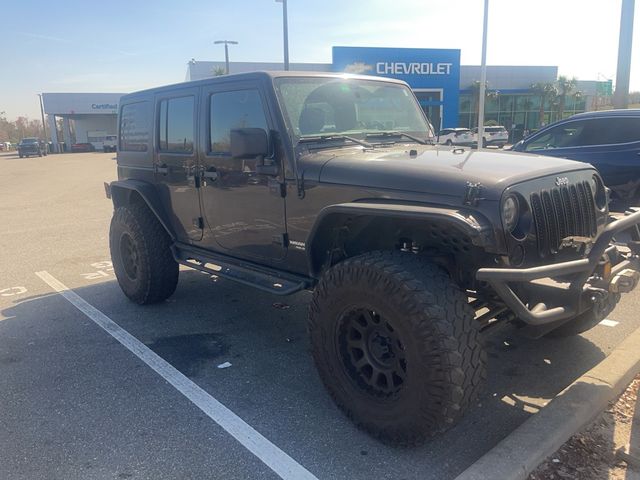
[107,179,175,241]
[306,202,496,277]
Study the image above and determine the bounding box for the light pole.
[477,0,489,149]
[613,0,635,109]
[214,40,238,74]
[275,0,289,70]
[37,94,47,144]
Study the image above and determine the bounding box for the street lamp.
[214,40,238,74]
[477,0,489,149]
[275,0,289,70]
[37,94,47,144]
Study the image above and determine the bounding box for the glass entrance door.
[414,89,443,131]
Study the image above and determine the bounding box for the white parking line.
[35,270,318,480]
[599,319,619,327]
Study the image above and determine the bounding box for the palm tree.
[556,76,578,119]
[212,66,226,76]
[530,82,557,127]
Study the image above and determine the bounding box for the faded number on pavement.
[81,261,114,280]
[0,286,27,297]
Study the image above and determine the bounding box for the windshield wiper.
[364,131,431,145]
[298,135,372,148]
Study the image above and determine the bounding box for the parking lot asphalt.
[1,150,640,480]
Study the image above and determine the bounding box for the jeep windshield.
[274,76,435,147]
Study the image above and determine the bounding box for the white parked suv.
[103,135,117,153]
[473,125,509,148]
[437,128,474,146]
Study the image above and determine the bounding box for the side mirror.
[230,128,269,159]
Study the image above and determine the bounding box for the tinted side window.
[210,90,268,153]
[158,96,195,153]
[120,101,150,152]
[588,117,640,145]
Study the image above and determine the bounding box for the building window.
[158,96,195,153]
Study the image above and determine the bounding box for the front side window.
[158,96,194,153]
[275,77,433,143]
[209,89,269,153]
[524,120,588,151]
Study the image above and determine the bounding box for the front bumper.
[476,209,640,325]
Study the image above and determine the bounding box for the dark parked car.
[511,109,640,208]
[71,142,96,153]
[17,137,47,157]
[106,72,640,444]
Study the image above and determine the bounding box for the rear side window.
[209,89,269,153]
[120,102,150,152]
[585,117,640,145]
[158,96,195,153]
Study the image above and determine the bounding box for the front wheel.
[109,203,179,304]
[546,293,620,338]
[309,251,486,445]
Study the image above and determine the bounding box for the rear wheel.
[309,251,486,444]
[109,203,179,304]
[445,139,453,146]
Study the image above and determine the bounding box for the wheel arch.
[306,202,496,279]
[108,180,175,241]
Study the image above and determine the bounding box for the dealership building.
[41,92,124,151]
[187,46,611,136]
[42,46,611,150]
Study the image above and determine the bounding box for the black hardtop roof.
[121,71,409,102]
[570,108,640,119]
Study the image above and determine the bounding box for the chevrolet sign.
[376,62,453,75]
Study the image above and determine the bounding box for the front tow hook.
[610,268,640,293]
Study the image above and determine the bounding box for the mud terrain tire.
[309,251,486,445]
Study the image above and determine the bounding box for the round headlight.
[502,195,519,232]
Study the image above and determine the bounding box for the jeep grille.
[530,181,597,257]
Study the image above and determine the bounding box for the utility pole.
[613,0,635,109]
[38,94,47,143]
[477,0,489,149]
[214,40,238,74]
[275,0,290,70]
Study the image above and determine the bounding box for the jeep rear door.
[198,81,287,262]
[154,87,203,242]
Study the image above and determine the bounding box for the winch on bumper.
[476,209,640,326]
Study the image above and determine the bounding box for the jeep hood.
[306,146,594,201]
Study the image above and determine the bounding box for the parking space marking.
[35,270,318,480]
[599,319,619,327]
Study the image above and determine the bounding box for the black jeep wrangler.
[106,72,640,444]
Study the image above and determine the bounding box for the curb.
[455,325,640,480]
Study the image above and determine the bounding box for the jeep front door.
[198,84,287,262]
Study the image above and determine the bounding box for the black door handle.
[203,168,218,182]
[154,163,169,175]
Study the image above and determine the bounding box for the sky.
[1,0,639,120]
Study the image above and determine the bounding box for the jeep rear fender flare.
[108,179,175,241]
[306,202,496,277]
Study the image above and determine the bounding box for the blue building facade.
[332,46,461,130]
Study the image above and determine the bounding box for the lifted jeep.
[106,72,640,445]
